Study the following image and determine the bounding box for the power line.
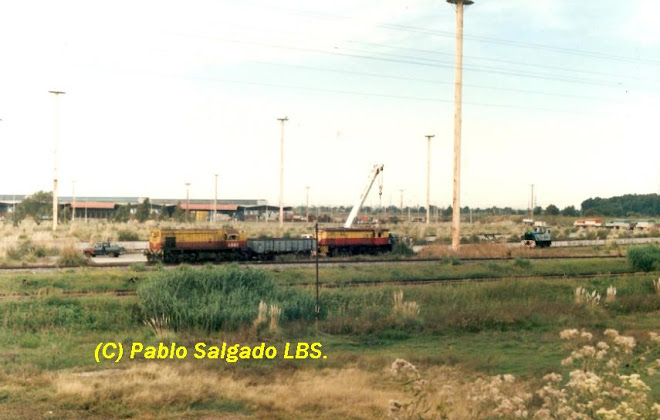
[171,33,628,88]
[279,7,660,66]
[146,70,605,115]
[166,22,648,83]
[253,60,617,103]
[334,44,623,87]
[342,39,642,81]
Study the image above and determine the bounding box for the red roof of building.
[70,202,116,209]
[179,203,238,211]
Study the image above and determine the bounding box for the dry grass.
[574,287,601,309]
[143,315,174,341]
[57,245,88,267]
[269,304,281,332]
[419,243,512,258]
[53,362,452,419]
[418,242,621,259]
[392,290,420,319]
[605,285,617,303]
[253,301,268,328]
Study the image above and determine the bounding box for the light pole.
[185,182,191,222]
[49,90,65,231]
[447,0,474,251]
[425,134,434,225]
[305,186,310,222]
[277,117,288,228]
[213,174,218,224]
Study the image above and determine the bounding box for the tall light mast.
[425,134,434,225]
[447,0,474,250]
[49,90,65,231]
[277,117,288,228]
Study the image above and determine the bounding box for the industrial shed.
[177,203,239,221]
[236,205,293,222]
[63,202,117,219]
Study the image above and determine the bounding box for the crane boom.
[344,164,384,228]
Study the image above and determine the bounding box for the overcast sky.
[1,0,658,210]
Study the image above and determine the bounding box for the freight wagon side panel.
[247,238,314,255]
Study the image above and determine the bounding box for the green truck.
[83,242,125,257]
[521,227,552,248]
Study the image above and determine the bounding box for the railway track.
[0,269,652,300]
[0,254,625,272]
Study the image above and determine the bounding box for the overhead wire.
[171,32,626,88]
[284,7,660,66]
[251,61,617,103]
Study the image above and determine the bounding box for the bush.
[627,245,660,272]
[596,229,609,240]
[391,242,415,257]
[57,247,88,267]
[137,265,317,332]
[6,240,51,262]
[118,229,140,241]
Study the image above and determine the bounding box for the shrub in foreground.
[391,242,415,257]
[627,246,660,272]
[389,329,660,419]
[137,265,317,332]
[57,246,88,267]
[118,229,140,241]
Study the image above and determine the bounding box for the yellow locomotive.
[146,228,247,263]
[317,227,393,256]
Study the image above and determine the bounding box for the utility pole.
[399,189,404,217]
[447,0,474,251]
[315,223,320,322]
[305,186,310,222]
[49,90,65,231]
[213,174,218,224]
[185,182,191,222]
[277,117,288,228]
[71,180,76,222]
[425,134,434,225]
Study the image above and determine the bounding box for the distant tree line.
[581,194,660,217]
[7,191,659,224]
[7,192,163,225]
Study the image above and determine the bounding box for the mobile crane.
[344,164,384,228]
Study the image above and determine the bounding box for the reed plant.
[137,264,316,332]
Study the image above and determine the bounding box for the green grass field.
[0,260,658,419]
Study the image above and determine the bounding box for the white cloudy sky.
[0,0,658,210]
